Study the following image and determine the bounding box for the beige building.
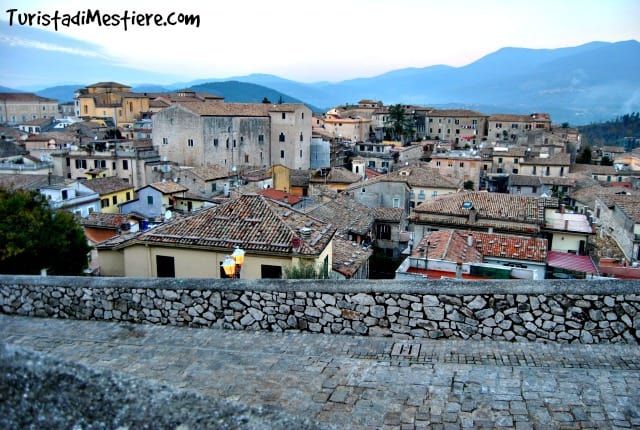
[323,110,371,143]
[97,194,336,279]
[430,150,484,189]
[153,102,311,171]
[74,82,150,127]
[424,109,487,147]
[487,113,552,142]
[519,153,571,177]
[0,93,58,125]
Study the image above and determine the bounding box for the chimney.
[468,208,477,224]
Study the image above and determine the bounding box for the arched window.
[279,132,285,142]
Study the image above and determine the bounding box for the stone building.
[0,93,59,125]
[153,102,311,171]
[74,82,149,127]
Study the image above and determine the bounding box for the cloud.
[0,34,107,58]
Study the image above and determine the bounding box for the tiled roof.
[509,175,542,187]
[80,212,129,229]
[257,188,301,205]
[568,185,639,208]
[0,141,27,158]
[491,147,528,157]
[0,92,56,103]
[540,177,576,186]
[598,195,640,223]
[290,170,311,187]
[414,191,546,224]
[118,194,335,256]
[307,195,374,236]
[488,114,535,122]
[570,164,618,175]
[184,165,230,181]
[373,207,404,222]
[545,212,593,233]
[80,176,133,195]
[332,237,373,277]
[414,230,547,263]
[413,231,483,264]
[414,214,541,234]
[147,181,189,194]
[387,166,461,189]
[310,167,362,184]
[521,153,570,166]
[0,174,66,191]
[86,82,131,88]
[471,231,548,262]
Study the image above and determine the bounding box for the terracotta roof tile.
[80,212,129,229]
[521,153,570,166]
[332,237,373,277]
[80,176,133,195]
[307,195,374,236]
[598,194,640,223]
[373,207,404,222]
[147,181,189,194]
[0,92,56,103]
[257,188,301,205]
[310,167,361,184]
[127,194,335,256]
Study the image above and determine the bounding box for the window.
[226,138,229,148]
[258,134,264,143]
[454,119,460,124]
[512,169,519,174]
[162,137,168,145]
[214,138,219,146]
[368,161,376,168]
[244,154,249,163]
[436,161,441,167]
[233,139,236,148]
[300,133,303,142]
[393,198,400,208]
[122,160,129,170]
[546,166,550,176]
[75,159,87,169]
[282,112,286,119]
[118,109,122,117]
[211,183,217,192]
[240,136,244,143]
[101,198,110,208]
[112,162,116,170]
[301,112,304,119]
[496,123,502,128]
[432,191,438,197]
[498,158,503,164]
[532,187,537,193]
[187,139,194,147]
[280,150,285,159]
[299,149,302,158]
[511,124,519,129]
[261,265,282,279]
[459,162,464,168]
[83,105,88,114]
[279,132,285,142]
[607,175,612,182]
[126,192,131,200]
[147,195,154,205]
[533,166,537,175]
[94,160,106,168]
[418,190,426,199]
[156,255,175,278]
[61,190,68,200]
[376,224,391,240]
[514,158,519,164]
[129,102,133,112]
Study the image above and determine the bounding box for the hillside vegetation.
[578,112,640,148]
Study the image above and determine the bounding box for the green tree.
[384,104,415,144]
[576,146,592,164]
[561,122,570,129]
[284,262,327,279]
[0,187,91,275]
[463,180,475,190]
[600,156,613,166]
[261,97,271,104]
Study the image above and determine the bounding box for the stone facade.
[1,277,638,344]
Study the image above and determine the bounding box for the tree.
[384,104,415,144]
[561,122,570,129]
[261,97,271,104]
[0,187,91,275]
[463,180,475,190]
[600,156,613,166]
[576,146,592,164]
[284,262,327,279]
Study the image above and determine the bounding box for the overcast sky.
[1,0,639,83]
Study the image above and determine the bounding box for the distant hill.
[578,112,640,148]
[36,85,83,103]
[188,81,322,112]
[0,86,20,93]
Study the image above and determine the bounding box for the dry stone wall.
[1,276,638,344]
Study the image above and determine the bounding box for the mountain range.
[1,25,638,125]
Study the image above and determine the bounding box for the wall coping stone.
[0,275,637,295]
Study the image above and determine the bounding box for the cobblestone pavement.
[1,314,639,429]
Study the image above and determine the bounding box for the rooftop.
[598,194,640,223]
[80,176,133,195]
[103,194,335,257]
[145,181,189,194]
[307,195,374,236]
[332,237,373,277]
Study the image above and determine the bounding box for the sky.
[1,0,639,84]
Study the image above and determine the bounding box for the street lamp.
[222,246,245,279]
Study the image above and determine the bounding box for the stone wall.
[1,276,638,344]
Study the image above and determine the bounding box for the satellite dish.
[164,210,172,221]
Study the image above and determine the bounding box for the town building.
[80,176,135,214]
[423,109,487,147]
[593,194,640,262]
[74,82,149,127]
[0,92,59,125]
[97,194,336,279]
[119,180,188,221]
[487,113,551,142]
[152,102,311,171]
